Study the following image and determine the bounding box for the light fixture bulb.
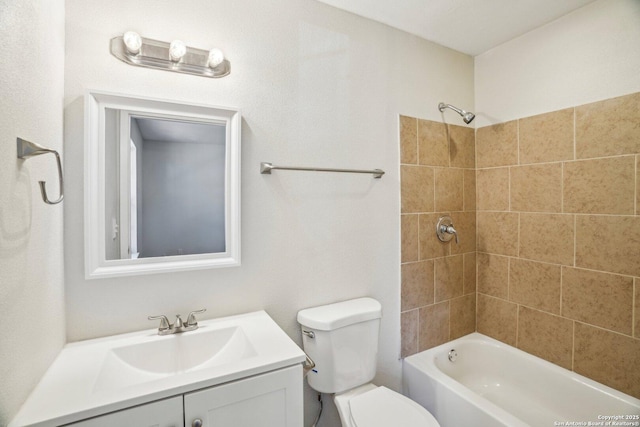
[169,40,187,62]
[207,48,225,68]
[123,31,142,55]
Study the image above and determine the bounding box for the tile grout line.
[507,257,511,301]
[510,258,516,347]
[576,319,639,338]
[432,167,436,215]
[573,108,576,161]
[516,119,520,166]
[508,166,512,212]
[473,154,636,172]
[561,161,565,214]
[512,120,517,216]
[560,266,564,318]
[515,301,520,348]
[571,321,575,372]
[415,117,419,166]
[432,258,437,305]
[415,308,420,356]
[517,212,521,259]
[475,250,479,333]
[632,278,635,339]
[416,212,421,261]
[573,214,577,268]
[474,118,478,336]
[447,299,451,341]
[477,210,636,218]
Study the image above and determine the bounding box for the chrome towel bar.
[260,162,384,179]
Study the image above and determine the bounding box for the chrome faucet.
[148,309,206,335]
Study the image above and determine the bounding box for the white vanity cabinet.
[184,365,302,427]
[10,311,307,427]
[64,397,183,427]
[64,366,302,427]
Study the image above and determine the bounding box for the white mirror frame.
[84,90,241,279]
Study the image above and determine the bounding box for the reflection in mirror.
[105,113,226,259]
[85,91,240,278]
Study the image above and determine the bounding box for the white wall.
[475,0,640,127]
[63,0,472,424]
[0,1,66,425]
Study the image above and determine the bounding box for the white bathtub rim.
[404,334,527,427]
[403,332,640,426]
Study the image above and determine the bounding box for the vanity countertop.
[9,310,306,427]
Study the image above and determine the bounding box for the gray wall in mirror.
[104,111,226,260]
[139,121,226,257]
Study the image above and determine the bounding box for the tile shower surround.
[400,91,640,399]
[400,116,477,356]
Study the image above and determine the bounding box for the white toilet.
[297,297,441,427]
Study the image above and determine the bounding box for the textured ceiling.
[314,0,597,55]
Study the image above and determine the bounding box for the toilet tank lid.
[297,297,382,331]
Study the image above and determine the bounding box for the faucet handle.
[186,308,206,326]
[148,315,171,331]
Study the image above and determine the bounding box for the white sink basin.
[94,325,258,391]
[10,310,306,427]
[108,326,255,374]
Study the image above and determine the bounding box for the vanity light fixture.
[110,31,231,78]
[122,31,142,54]
[207,48,225,68]
[169,40,187,62]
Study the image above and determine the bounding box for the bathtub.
[403,333,640,427]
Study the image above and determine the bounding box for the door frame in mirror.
[84,90,241,279]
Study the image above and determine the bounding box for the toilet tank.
[297,297,382,394]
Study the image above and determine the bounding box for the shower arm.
[438,102,475,124]
[438,103,464,115]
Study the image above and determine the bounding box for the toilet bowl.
[334,383,440,427]
[297,297,441,427]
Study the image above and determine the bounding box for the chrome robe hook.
[17,138,64,205]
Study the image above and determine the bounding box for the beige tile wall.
[475,92,640,399]
[400,115,476,357]
[399,92,640,400]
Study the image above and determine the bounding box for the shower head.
[438,102,475,124]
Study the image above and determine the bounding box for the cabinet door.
[184,365,302,427]
[64,396,183,427]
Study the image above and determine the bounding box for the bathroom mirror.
[85,91,241,278]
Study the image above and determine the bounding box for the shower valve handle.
[443,225,459,244]
[436,215,459,245]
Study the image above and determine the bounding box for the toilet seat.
[348,386,440,427]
